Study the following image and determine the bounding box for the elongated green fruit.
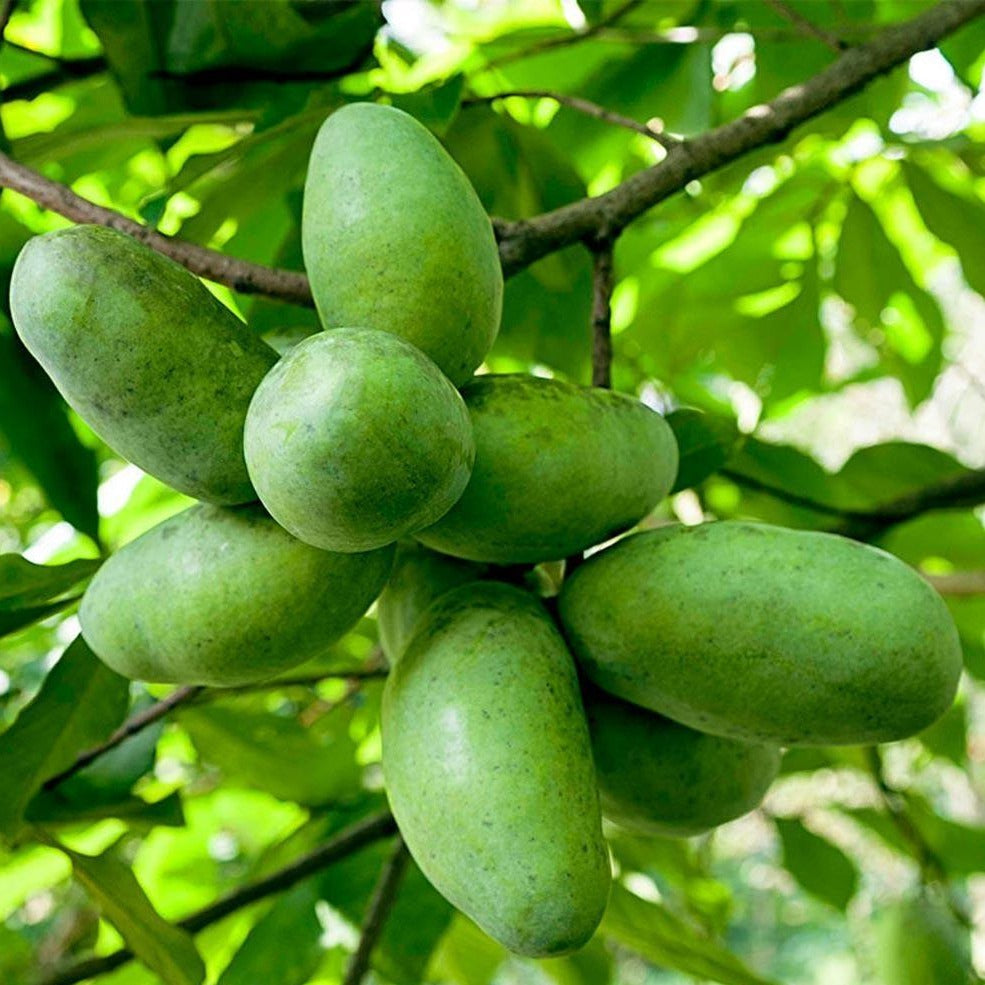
[80,504,394,686]
[302,102,502,385]
[10,226,277,503]
[586,688,781,837]
[244,328,475,553]
[559,522,962,746]
[383,582,610,957]
[416,375,678,564]
[377,543,488,665]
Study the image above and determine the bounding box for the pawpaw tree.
[1,2,984,985]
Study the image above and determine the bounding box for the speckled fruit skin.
[586,688,781,837]
[415,375,678,564]
[377,542,488,665]
[80,504,394,687]
[559,522,963,746]
[302,103,502,386]
[244,328,475,553]
[10,226,277,504]
[382,582,610,957]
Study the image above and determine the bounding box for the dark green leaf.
[0,637,129,841]
[775,817,858,910]
[0,554,100,611]
[667,409,741,492]
[216,882,324,985]
[27,790,185,829]
[62,841,205,985]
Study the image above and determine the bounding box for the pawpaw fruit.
[244,328,475,553]
[416,375,678,563]
[10,226,277,503]
[377,542,488,665]
[382,582,610,956]
[558,522,962,745]
[586,688,781,837]
[80,503,394,686]
[302,102,502,385]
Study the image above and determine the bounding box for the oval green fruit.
[383,582,610,957]
[244,328,475,553]
[302,102,502,385]
[874,894,971,985]
[586,688,781,837]
[10,226,277,504]
[80,504,394,686]
[416,375,678,564]
[377,543,488,665]
[559,522,962,746]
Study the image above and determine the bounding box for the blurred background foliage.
[1,1,985,984]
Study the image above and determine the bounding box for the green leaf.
[775,817,858,910]
[833,194,944,405]
[0,637,129,841]
[27,790,185,829]
[903,793,985,876]
[904,160,985,298]
[601,884,779,985]
[0,324,100,542]
[667,409,741,493]
[62,841,205,985]
[918,699,968,767]
[0,554,100,638]
[179,697,362,806]
[216,882,324,985]
[428,914,507,985]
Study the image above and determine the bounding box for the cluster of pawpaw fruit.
[9,102,964,958]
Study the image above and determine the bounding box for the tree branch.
[341,837,411,985]
[496,0,985,274]
[464,89,678,149]
[44,664,386,790]
[0,152,313,306]
[923,571,985,596]
[590,241,615,389]
[42,809,398,985]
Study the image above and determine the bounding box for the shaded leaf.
[0,554,100,638]
[775,817,858,910]
[0,637,129,841]
[667,409,741,493]
[601,884,779,985]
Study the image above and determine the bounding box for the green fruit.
[586,688,781,837]
[383,582,610,956]
[302,102,502,385]
[377,543,488,665]
[874,894,971,985]
[80,504,394,686]
[244,328,475,553]
[10,226,277,504]
[416,375,678,564]
[559,522,962,746]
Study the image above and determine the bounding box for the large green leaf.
[775,817,858,910]
[62,841,205,985]
[601,884,779,985]
[667,409,741,493]
[0,637,129,841]
[904,160,985,298]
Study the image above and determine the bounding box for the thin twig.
[0,152,313,305]
[464,89,678,149]
[42,685,203,791]
[923,570,985,596]
[45,664,386,790]
[341,837,411,985]
[483,0,644,71]
[763,0,848,52]
[42,809,398,985]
